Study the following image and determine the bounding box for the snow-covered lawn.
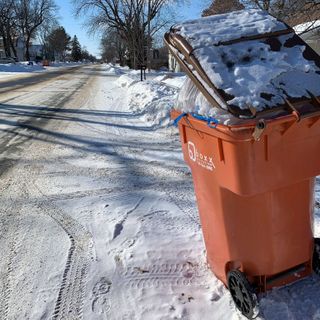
[0,64,320,319]
[0,61,84,73]
[0,61,87,83]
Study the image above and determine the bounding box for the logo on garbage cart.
[187,141,215,171]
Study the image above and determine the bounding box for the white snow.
[294,20,320,34]
[176,9,288,47]
[0,61,85,75]
[172,9,320,113]
[0,62,45,73]
[196,34,320,110]
[115,73,182,127]
[1,64,320,319]
[176,77,238,125]
[115,74,139,87]
[103,63,125,75]
[153,73,187,88]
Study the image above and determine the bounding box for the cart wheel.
[227,270,257,319]
[313,238,320,275]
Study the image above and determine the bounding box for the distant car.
[0,57,17,64]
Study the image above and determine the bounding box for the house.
[0,36,43,61]
[150,47,169,70]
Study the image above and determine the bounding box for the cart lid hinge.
[252,119,266,141]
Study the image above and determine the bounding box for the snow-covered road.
[0,65,320,320]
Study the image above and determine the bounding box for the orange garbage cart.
[172,109,320,318]
[165,9,320,318]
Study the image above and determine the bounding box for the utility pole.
[147,0,151,72]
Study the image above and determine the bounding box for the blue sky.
[55,0,207,58]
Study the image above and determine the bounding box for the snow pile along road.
[104,63,125,75]
[0,61,85,75]
[0,62,45,73]
[115,73,185,127]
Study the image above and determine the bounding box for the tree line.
[74,0,176,69]
[43,29,96,62]
[0,0,96,62]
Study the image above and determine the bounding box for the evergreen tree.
[71,35,82,61]
[47,26,71,61]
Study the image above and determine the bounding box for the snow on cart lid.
[176,9,288,47]
[167,9,320,117]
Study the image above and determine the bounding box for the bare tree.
[38,19,59,59]
[0,0,19,58]
[14,0,57,60]
[73,0,176,69]
[242,0,320,30]
[100,29,126,64]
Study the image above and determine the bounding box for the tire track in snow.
[107,260,209,319]
[0,178,30,319]
[34,201,93,320]
[30,197,93,320]
[1,171,93,320]
[6,149,94,319]
[0,215,23,320]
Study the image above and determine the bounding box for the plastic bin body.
[173,110,320,291]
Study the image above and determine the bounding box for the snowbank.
[0,61,85,75]
[115,74,139,87]
[0,62,45,73]
[153,74,186,88]
[115,73,182,127]
[104,63,125,75]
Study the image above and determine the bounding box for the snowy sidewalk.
[0,65,320,319]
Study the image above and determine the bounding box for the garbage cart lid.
[165,9,320,119]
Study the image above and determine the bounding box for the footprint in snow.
[92,277,112,315]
